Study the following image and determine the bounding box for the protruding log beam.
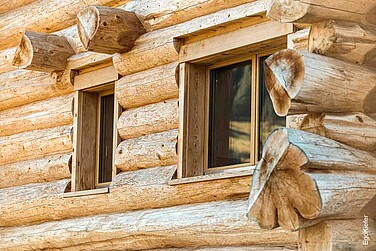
[116,62,178,109]
[12,31,75,72]
[265,49,376,116]
[0,125,73,166]
[247,128,376,231]
[0,200,298,250]
[0,94,73,137]
[267,0,376,25]
[77,6,145,54]
[0,154,71,188]
[118,99,178,140]
[115,129,177,171]
[309,20,376,67]
[287,28,310,51]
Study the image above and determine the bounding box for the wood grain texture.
[0,0,38,14]
[287,28,310,51]
[0,199,298,250]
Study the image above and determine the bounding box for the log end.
[267,0,310,23]
[308,20,336,55]
[77,5,100,51]
[264,49,305,116]
[247,128,322,231]
[12,32,33,69]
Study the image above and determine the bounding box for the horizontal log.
[116,62,178,109]
[0,70,74,112]
[287,28,310,51]
[0,0,38,14]
[265,49,376,116]
[247,128,376,231]
[0,125,73,166]
[309,20,376,67]
[267,0,376,25]
[0,47,16,74]
[0,94,73,137]
[0,153,71,188]
[152,248,297,251]
[118,99,178,140]
[0,200,298,250]
[115,129,177,171]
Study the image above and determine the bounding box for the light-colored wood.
[299,219,376,251]
[0,47,16,74]
[247,128,376,231]
[287,28,310,51]
[151,248,297,251]
[12,31,75,72]
[0,0,38,14]
[0,125,73,166]
[112,96,122,180]
[63,187,109,198]
[115,129,177,171]
[74,65,118,90]
[0,94,73,137]
[267,0,376,25]
[118,99,178,140]
[0,199,298,250]
[116,62,178,109]
[264,49,376,116]
[309,20,376,67]
[0,70,73,112]
[66,52,113,70]
[0,153,71,189]
[77,5,145,54]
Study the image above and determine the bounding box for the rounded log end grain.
[264,49,305,116]
[77,5,100,51]
[308,20,335,55]
[12,33,33,69]
[266,0,309,23]
[247,128,321,231]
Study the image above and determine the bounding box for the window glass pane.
[258,55,286,159]
[98,94,114,183]
[208,61,252,168]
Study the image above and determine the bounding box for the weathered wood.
[264,49,376,116]
[299,219,376,251]
[0,125,73,166]
[77,5,145,54]
[116,62,178,109]
[267,0,376,25]
[0,0,38,14]
[287,28,310,51]
[309,20,376,67]
[0,70,73,112]
[118,99,178,140]
[291,113,376,151]
[0,94,73,137]
[0,47,16,74]
[115,129,177,171]
[151,248,297,251]
[0,154,71,189]
[0,199,298,250]
[247,128,376,231]
[12,31,75,72]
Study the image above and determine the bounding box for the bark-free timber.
[264,49,376,116]
[77,5,145,54]
[267,0,376,25]
[0,154,71,189]
[0,0,38,14]
[247,128,376,231]
[0,125,73,166]
[309,20,376,67]
[115,129,177,171]
[0,200,298,250]
[12,31,75,72]
[0,94,73,137]
[0,47,16,74]
[287,28,310,51]
[116,62,178,109]
[118,99,178,140]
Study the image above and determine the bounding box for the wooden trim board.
[74,65,119,91]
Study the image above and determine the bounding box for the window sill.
[63,187,109,198]
[168,165,254,186]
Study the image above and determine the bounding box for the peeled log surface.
[0,200,298,250]
[116,62,178,109]
[247,128,376,231]
[0,70,73,111]
[265,49,376,116]
[0,47,16,74]
[12,31,75,72]
[299,219,376,251]
[0,125,73,166]
[267,0,376,25]
[287,28,310,51]
[0,94,73,137]
[0,0,38,14]
[0,153,71,189]
[152,248,297,251]
[77,5,145,54]
[115,129,177,171]
[309,20,376,67]
[118,99,178,140]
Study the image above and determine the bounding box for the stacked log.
[0,0,38,14]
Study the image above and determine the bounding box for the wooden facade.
[0,0,375,250]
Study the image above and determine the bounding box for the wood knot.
[356,115,364,123]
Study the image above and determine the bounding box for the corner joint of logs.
[77,5,146,54]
